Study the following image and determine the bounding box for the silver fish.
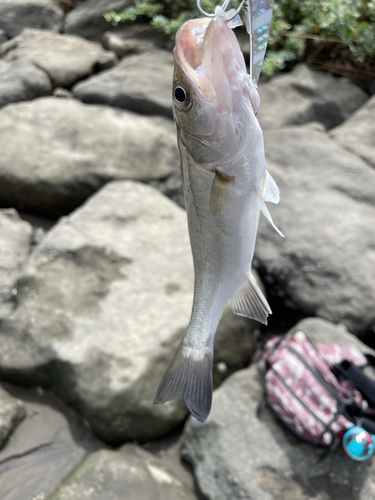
[154,2,282,422]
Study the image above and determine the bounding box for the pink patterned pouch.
[263,331,367,446]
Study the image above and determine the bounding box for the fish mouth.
[174,18,211,75]
[174,14,247,103]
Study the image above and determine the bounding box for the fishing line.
[196,0,245,21]
[196,0,253,80]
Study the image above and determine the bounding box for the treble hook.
[197,0,245,21]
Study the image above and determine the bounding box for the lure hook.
[197,0,245,21]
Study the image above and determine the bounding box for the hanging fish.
[154,0,281,422]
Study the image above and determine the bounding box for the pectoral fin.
[209,170,234,216]
[262,171,280,204]
[256,186,284,237]
[231,274,272,325]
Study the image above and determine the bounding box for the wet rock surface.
[255,127,375,336]
[47,445,197,500]
[183,318,375,500]
[0,384,104,500]
[0,209,33,318]
[0,385,25,450]
[258,64,368,130]
[0,0,64,39]
[0,58,51,108]
[0,29,113,88]
[330,95,375,169]
[0,181,259,444]
[0,97,178,216]
[73,50,174,118]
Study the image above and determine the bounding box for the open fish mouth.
[174,18,211,74]
[173,12,249,112]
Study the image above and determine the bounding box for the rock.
[73,50,174,118]
[0,28,112,88]
[53,87,73,98]
[213,304,259,388]
[258,64,368,130]
[330,95,375,169]
[0,59,51,108]
[0,385,25,450]
[0,28,7,44]
[0,97,178,216]
[0,0,64,38]
[0,181,260,443]
[47,445,197,500]
[301,121,326,133]
[114,23,170,49]
[151,165,185,209]
[183,318,375,500]
[102,31,154,59]
[254,126,375,336]
[0,209,32,318]
[95,50,118,71]
[64,0,133,41]
[0,384,104,500]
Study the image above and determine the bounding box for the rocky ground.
[0,1,374,499]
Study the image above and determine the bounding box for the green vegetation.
[105,0,375,82]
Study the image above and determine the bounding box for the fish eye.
[173,83,191,110]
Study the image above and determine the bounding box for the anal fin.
[231,275,272,325]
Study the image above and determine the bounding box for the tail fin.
[154,342,213,423]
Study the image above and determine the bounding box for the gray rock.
[47,445,197,500]
[0,59,51,108]
[0,28,7,44]
[114,22,171,49]
[183,318,375,500]
[0,385,25,450]
[95,49,118,71]
[0,97,178,216]
[255,126,375,336]
[53,87,73,98]
[258,64,368,130]
[0,384,104,500]
[141,434,195,492]
[301,121,327,133]
[0,181,260,443]
[64,0,133,41]
[151,164,185,209]
[0,0,64,38]
[0,209,32,317]
[213,304,259,388]
[0,28,112,88]
[330,95,375,169]
[73,50,174,118]
[102,31,154,59]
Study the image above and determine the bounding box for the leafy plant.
[105,0,375,82]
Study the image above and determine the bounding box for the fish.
[154,1,282,422]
